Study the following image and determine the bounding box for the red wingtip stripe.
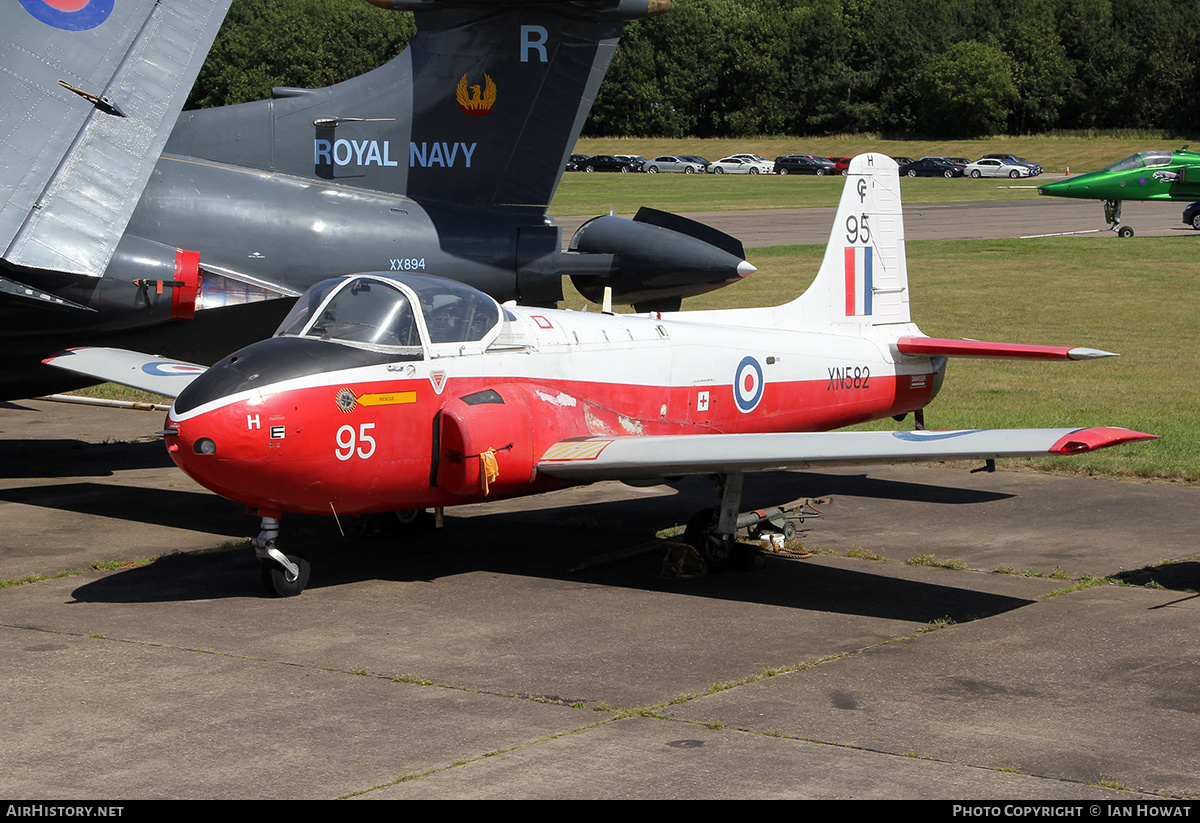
[897,337,1075,361]
[1049,428,1159,454]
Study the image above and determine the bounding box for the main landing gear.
[1105,199,1135,237]
[680,472,824,571]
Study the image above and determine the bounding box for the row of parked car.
[566,152,1044,178]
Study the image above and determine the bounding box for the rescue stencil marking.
[336,387,415,411]
[733,356,764,413]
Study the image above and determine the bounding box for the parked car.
[825,156,852,175]
[578,155,639,173]
[891,156,914,166]
[614,154,647,172]
[980,154,1042,176]
[708,155,773,174]
[1183,201,1200,230]
[964,158,1032,179]
[773,154,838,175]
[731,154,775,172]
[898,158,964,178]
[680,155,710,173]
[645,155,706,174]
[566,154,589,171]
[919,155,969,167]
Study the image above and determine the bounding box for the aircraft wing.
[42,347,207,399]
[537,428,1155,482]
[0,0,232,276]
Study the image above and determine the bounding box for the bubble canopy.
[1101,151,1175,173]
[275,274,502,354]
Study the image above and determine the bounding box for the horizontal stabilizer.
[538,427,1156,482]
[896,337,1117,361]
[43,347,207,399]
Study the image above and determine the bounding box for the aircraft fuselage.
[164,275,940,517]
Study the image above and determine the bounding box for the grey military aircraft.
[0,0,753,400]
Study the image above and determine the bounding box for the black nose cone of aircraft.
[173,337,407,415]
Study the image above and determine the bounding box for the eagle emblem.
[456,73,496,116]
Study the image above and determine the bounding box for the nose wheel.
[253,515,311,597]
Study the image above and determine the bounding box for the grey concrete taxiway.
[0,399,1196,800]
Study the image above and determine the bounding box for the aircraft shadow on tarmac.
[66,488,1036,629]
[0,481,248,534]
[0,438,172,478]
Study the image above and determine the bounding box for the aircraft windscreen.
[275,278,342,337]
[1104,151,1174,172]
[283,277,422,348]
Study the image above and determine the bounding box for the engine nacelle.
[436,385,537,498]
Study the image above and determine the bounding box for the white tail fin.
[782,153,911,332]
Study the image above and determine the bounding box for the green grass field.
[660,239,1199,482]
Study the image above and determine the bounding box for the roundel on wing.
[733,355,764,413]
[19,0,114,31]
[140,362,206,377]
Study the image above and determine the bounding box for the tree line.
[187,0,1200,139]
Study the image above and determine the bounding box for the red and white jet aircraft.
[47,154,1154,596]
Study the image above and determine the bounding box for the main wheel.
[683,509,732,570]
[260,554,311,597]
[1118,225,1134,237]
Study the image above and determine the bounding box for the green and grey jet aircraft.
[1038,147,1200,236]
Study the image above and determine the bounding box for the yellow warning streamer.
[479,448,500,495]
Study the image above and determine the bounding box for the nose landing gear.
[1105,199,1134,237]
[253,515,311,597]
